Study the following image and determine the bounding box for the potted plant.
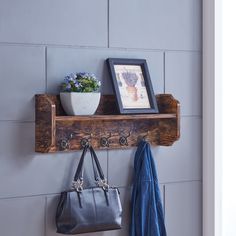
[60,72,101,115]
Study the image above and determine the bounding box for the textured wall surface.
[0,0,202,235]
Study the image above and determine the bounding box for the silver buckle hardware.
[101,179,109,191]
[72,180,84,192]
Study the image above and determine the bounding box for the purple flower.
[74,82,81,88]
[78,72,86,77]
[64,73,77,83]
[69,73,77,79]
[90,73,96,79]
[64,76,70,82]
[61,71,100,92]
[66,83,71,89]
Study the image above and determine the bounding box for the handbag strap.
[89,146,105,181]
[91,153,99,182]
[73,144,89,182]
[72,145,109,191]
[89,146,109,190]
[73,145,101,182]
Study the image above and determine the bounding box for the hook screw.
[80,138,90,148]
[100,133,112,147]
[59,132,74,150]
[119,136,128,146]
[119,130,131,146]
[60,139,69,150]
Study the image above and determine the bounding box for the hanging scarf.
[130,140,166,236]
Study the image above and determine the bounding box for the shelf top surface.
[55,113,176,121]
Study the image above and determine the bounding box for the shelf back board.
[35,94,180,152]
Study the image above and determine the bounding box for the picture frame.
[106,58,158,114]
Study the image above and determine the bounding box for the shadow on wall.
[100,60,114,95]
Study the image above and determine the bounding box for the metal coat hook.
[80,138,90,148]
[100,132,112,147]
[137,131,150,144]
[119,131,131,146]
[80,133,93,148]
[142,131,149,141]
[60,133,74,150]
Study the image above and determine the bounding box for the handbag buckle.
[101,179,109,191]
[72,180,83,192]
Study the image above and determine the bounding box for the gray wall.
[0,0,202,235]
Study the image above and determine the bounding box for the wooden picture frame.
[106,58,158,114]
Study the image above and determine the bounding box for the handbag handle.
[91,154,99,182]
[73,144,89,181]
[72,145,109,191]
[90,146,109,190]
[89,146,105,181]
[73,145,101,182]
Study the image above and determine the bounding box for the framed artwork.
[106,58,158,114]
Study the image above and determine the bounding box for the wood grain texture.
[35,94,180,152]
[35,95,56,152]
[55,114,176,121]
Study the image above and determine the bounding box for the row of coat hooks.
[59,130,151,150]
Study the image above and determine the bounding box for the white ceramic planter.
[60,92,101,115]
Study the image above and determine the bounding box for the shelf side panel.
[35,95,56,152]
[157,94,180,140]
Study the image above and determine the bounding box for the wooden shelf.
[55,113,177,121]
[35,94,180,153]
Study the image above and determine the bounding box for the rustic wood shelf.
[35,94,180,153]
[55,113,177,121]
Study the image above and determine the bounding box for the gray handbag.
[55,145,122,234]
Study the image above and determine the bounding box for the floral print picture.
[114,65,151,109]
[107,58,158,114]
